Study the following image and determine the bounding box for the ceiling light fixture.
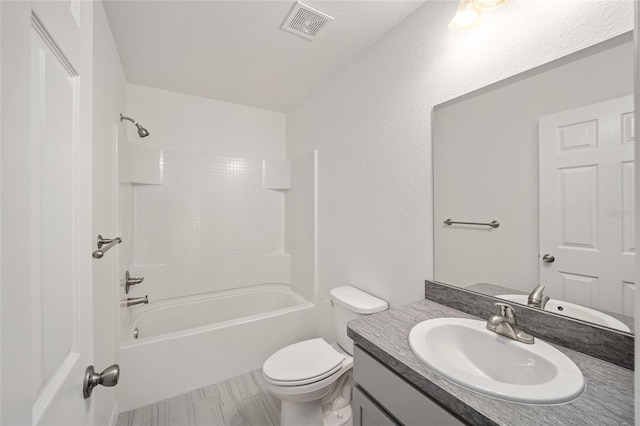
[448,0,482,30]
[449,0,508,30]
[474,0,509,11]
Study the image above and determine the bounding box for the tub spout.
[121,296,149,307]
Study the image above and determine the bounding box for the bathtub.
[117,284,316,411]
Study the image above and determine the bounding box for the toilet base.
[323,404,352,426]
[281,400,323,426]
[280,400,352,426]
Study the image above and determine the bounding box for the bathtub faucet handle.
[125,270,145,294]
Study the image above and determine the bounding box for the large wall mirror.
[433,33,634,335]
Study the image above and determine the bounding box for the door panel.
[622,161,635,254]
[539,95,635,317]
[559,165,598,249]
[30,15,79,407]
[38,59,75,384]
[29,3,93,425]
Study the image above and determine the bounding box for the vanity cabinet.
[353,386,398,426]
[353,346,466,426]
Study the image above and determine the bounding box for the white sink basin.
[496,294,631,333]
[409,318,585,404]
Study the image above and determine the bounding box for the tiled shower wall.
[120,143,317,307]
[130,149,289,300]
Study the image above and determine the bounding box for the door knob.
[83,364,120,399]
[542,254,555,263]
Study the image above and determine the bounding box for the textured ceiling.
[103,1,426,112]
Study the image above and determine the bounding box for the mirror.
[433,33,634,334]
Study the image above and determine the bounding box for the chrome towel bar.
[92,235,122,259]
[444,219,500,228]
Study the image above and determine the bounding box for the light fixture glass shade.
[448,0,482,30]
[474,0,509,11]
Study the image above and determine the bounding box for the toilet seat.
[263,338,345,386]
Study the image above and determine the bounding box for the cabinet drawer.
[353,346,465,426]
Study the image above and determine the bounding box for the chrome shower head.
[135,123,150,138]
[120,113,150,138]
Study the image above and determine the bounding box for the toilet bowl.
[264,339,353,426]
[262,286,388,426]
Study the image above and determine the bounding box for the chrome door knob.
[83,364,120,399]
[542,254,555,263]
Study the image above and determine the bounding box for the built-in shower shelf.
[119,143,165,185]
[263,160,291,190]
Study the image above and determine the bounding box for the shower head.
[136,124,150,138]
[120,113,150,138]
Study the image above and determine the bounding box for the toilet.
[262,286,388,426]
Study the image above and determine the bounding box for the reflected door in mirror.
[539,95,635,317]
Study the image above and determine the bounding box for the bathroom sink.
[408,318,584,404]
[496,294,631,333]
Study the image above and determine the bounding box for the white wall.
[92,2,127,424]
[286,0,633,342]
[433,39,633,293]
[126,84,285,158]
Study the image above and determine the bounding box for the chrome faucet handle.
[528,285,549,308]
[489,302,534,344]
[494,302,516,324]
[125,270,145,294]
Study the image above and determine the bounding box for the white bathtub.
[117,284,316,411]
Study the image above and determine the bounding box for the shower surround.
[126,146,291,301]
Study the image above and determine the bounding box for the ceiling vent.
[282,2,334,41]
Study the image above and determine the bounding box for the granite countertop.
[347,299,634,426]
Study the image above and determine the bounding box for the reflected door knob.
[542,254,555,263]
[83,364,120,399]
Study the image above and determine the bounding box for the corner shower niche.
[120,143,296,303]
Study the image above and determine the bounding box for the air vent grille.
[282,2,334,41]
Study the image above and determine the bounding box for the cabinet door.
[353,386,399,426]
[354,346,466,426]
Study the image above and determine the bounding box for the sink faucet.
[486,302,534,344]
[528,285,550,309]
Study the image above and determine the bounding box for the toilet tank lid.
[330,286,388,314]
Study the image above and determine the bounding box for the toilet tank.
[330,286,388,355]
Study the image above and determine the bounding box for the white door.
[29,2,94,424]
[539,95,635,317]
